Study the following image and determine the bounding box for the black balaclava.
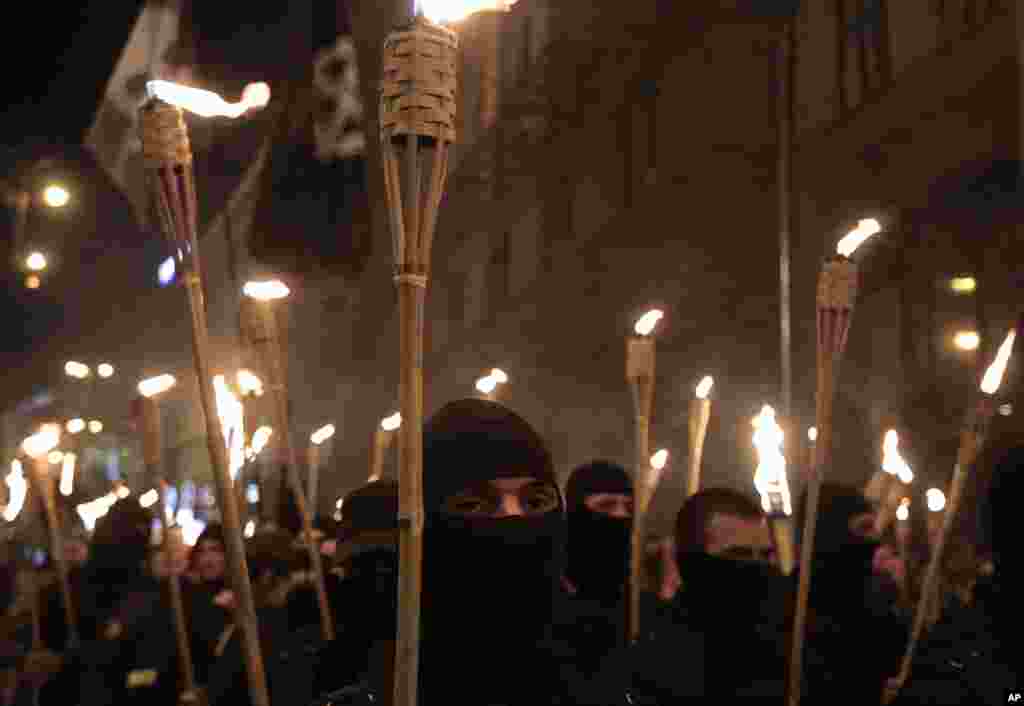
[981,445,1024,660]
[565,460,632,602]
[796,483,878,613]
[421,399,564,693]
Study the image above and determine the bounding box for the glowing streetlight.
[138,374,177,398]
[42,184,70,208]
[88,420,103,434]
[242,280,290,301]
[97,363,115,379]
[64,361,90,379]
[66,418,85,434]
[954,331,980,351]
[926,488,946,512]
[25,252,47,271]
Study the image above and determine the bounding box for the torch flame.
[249,426,273,458]
[896,497,910,522]
[59,453,76,496]
[138,374,177,398]
[695,376,714,400]
[881,430,914,484]
[648,449,669,489]
[418,0,517,24]
[926,488,946,512]
[476,375,498,394]
[139,489,160,508]
[980,329,1016,395]
[490,368,509,384]
[807,427,818,442]
[381,413,402,431]
[213,376,245,481]
[22,424,61,459]
[752,405,792,516]
[311,424,336,446]
[236,370,264,397]
[146,80,271,118]
[836,218,882,257]
[2,461,27,522]
[634,309,664,336]
[243,280,290,301]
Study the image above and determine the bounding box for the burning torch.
[753,405,795,575]
[686,376,713,498]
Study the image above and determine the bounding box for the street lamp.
[66,418,85,434]
[88,420,103,434]
[64,361,91,379]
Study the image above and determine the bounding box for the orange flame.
[980,329,1016,395]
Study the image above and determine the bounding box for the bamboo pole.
[25,457,77,648]
[139,97,270,706]
[247,301,335,642]
[626,334,655,644]
[140,394,200,703]
[686,397,711,497]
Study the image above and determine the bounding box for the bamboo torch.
[753,405,795,575]
[380,13,458,706]
[308,424,336,514]
[889,327,1016,700]
[686,376,713,497]
[626,308,663,642]
[871,430,914,536]
[371,413,402,483]
[242,281,335,642]
[788,217,880,706]
[22,425,78,647]
[137,375,201,706]
[138,89,270,706]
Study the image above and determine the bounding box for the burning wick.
[311,424,336,446]
[836,218,882,257]
[753,405,791,516]
[138,374,177,398]
[3,461,27,522]
[146,80,271,118]
[248,427,273,459]
[381,413,402,431]
[896,498,910,522]
[243,280,290,301]
[237,370,264,397]
[59,453,76,496]
[882,430,914,484]
[980,329,1016,394]
[23,425,61,459]
[695,376,713,399]
[926,488,946,512]
[648,449,669,489]
[634,309,664,337]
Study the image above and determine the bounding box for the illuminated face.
[872,544,905,585]
[704,513,774,564]
[583,493,634,519]
[64,539,88,568]
[195,539,226,582]
[442,477,560,519]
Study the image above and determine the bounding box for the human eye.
[522,484,559,514]
[443,492,492,517]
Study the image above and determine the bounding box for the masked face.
[442,477,560,519]
[566,493,633,600]
[705,513,775,565]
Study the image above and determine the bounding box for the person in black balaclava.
[551,461,634,679]
[796,482,906,706]
[417,398,577,706]
[182,522,231,689]
[313,481,400,702]
[585,487,790,704]
[889,445,1021,706]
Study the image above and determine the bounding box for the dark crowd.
[1,398,1020,705]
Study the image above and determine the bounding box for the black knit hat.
[338,481,399,543]
[795,482,873,552]
[566,461,632,510]
[423,398,557,512]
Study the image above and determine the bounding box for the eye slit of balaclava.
[442,479,560,518]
